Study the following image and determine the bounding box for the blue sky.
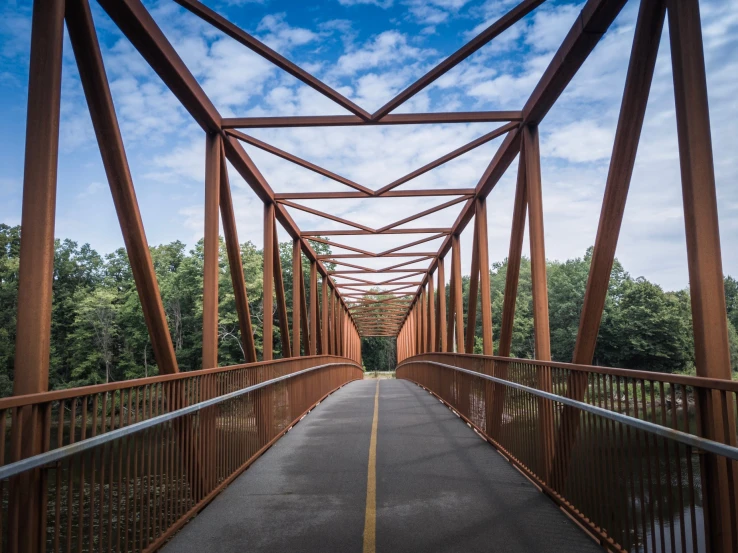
[1,0,737,291]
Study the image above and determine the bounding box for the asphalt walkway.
[162,379,601,553]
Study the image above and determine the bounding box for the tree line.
[1,224,737,397]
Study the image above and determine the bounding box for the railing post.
[668,0,738,549]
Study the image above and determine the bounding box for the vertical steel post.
[292,239,302,356]
[524,124,554,481]
[13,2,64,550]
[322,275,329,355]
[427,274,435,353]
[263,203,275,360]
[466,214,480,353]
[273,222,291,357]
[437,257,447,353]
[14,0,65,398]
[668,0,738,548]
[451,234,464,353]
[310,261,318,355]
[202,132,221,369]
[476,198,493,355]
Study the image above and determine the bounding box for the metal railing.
[0,355,362,552]
[397,353,738,553]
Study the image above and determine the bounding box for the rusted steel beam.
[307,237,374,257]
[280,190,471,200]
[336,282,423,287]
[333,272,425,286]
[201,131,222,503]
[331,269,429,274]
[326,285,334,354]
[302,228,451,236]
[378,233,447,256]
[292,239,302,356]
[451,234,464,353]
[13,0,65,547]
[223,111,522,129]
[525,126,551,362]
[202,133,221,369]
[332,274,380,286]
[376,196,471,233]
[219,148,257,363]
[97,0,220,132]
[371,0,546,119]
[427,274,435,352]
[333,289,340,354]
[465,211,481,354]
[319,253,436,259]
[300,266,310,353]
[13,0,65,395]
[279,199,373,232]
[174,0,370,120]
[476,198,493,354]
[308,234,445,258]
[321,275,329,354]
[273,221,292,358]
[315,280,323,355]
[228,130,372,195]
[437,257,447,352]
[263,203,275,361]
[573,0,664,366]
[668,0,738,548]
[524,124,554,482]
[498,147,527,358]
[375,122,519,195]
[66,0,179,375]
[309,261,318,356]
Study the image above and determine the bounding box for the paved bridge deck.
[162,379,601,553]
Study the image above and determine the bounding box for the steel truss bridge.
[3,0,737,551]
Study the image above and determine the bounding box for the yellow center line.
[363,380,379,553]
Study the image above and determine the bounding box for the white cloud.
[331,30,434,76]
[542,121,615,163]
[256,13,319,52]
[338,0,393,7]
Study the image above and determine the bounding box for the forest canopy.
[1,223,737,397]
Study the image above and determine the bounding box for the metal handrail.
[409,351,738,393]
[0,361,362,481]
[397,359,738,461]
